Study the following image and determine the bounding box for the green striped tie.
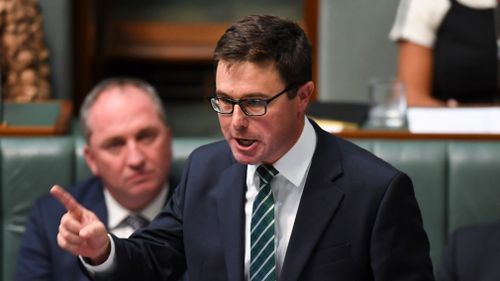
[250,164,279,281]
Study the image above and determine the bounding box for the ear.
[84,144,100,176]
[165,126,172,142]
[297,81,315,112]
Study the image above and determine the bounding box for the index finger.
[50,185,84,220]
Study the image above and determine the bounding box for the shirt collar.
[105,185,168,229]
[247,117,317,187]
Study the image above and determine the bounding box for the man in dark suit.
[436,220,500,281]
[51,15,434,281]
[14,78,175,281]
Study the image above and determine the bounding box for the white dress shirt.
[105,186,168,238]
[244,117,317,280]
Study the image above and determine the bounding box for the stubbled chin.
[232,153,260,165]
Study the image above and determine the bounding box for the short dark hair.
[213,14,312,95]
[80,77,167,141]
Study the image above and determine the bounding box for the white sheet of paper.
[407,107,500,134]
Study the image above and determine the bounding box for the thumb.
[79,220,106,240]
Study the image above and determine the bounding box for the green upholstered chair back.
[447,141,500,232]
[2,135,500,279]
[352,139,500,265]
[0,137,74,281]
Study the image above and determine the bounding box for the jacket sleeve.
[14,200,53,281]
[370,171,435,281]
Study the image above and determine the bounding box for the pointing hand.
[50,185,110,264]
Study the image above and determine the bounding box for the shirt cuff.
[79,234,116,276]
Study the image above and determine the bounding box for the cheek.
[147,143,171,165]
[93,157,124,179]
[265,113,296,142]
[218,117,231,135]
[253,121,275,146]
[218,115,229,126]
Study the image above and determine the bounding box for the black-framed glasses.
[208,84,298,116]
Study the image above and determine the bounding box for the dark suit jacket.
[14,176,174,281]
[436,220,500,281]
[95,121,435,281]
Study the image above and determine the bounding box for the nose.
[126,141,145,168]
[231,104,249,130]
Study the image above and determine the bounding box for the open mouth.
[236,138,255,147]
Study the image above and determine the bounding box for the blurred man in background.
[15,77,175,281]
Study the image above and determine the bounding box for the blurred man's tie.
[124,214,150,231]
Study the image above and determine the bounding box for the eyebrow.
[100,136,125,148]
[136,127,159,136]
[215,90,268,99]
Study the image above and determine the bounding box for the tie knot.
[123,214,150,231]
[256,164,279,184]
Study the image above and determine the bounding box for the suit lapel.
[280,124,345,281]
[214,163,247,281]
[83,179,108,225]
